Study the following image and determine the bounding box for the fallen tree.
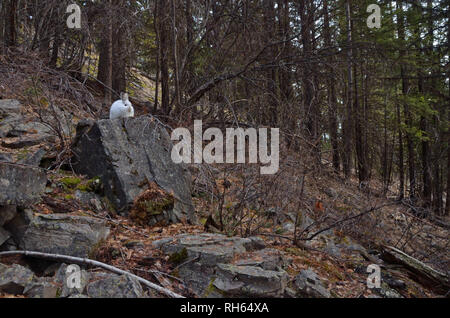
[0,250,184,298]
[381,246,449,295]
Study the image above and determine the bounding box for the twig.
[0,250,184,298]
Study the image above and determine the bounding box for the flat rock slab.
[71,116,194,223]
[6,211,110,258]
[156,233,266,265]
[213,264,288,297]
[0,162,47,206]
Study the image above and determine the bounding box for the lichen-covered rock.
[294,269,331,298]
[0,163,47,206]
[213,264,288,297]
[5,210,109,258]
[71,116,194,223]
[0,263,35,295]
[86,273,143,298]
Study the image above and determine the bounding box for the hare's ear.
[122,93,129,103]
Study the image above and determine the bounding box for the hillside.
[0,51,448,299]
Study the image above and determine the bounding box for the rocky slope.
[0,99,448,298]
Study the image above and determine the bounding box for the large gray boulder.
[5,210,110,258]
[71,116,194,223]
[0,162,47,206]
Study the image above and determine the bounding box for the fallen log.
[0,250,184,298]
[381,246,449,295]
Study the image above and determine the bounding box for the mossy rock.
[129,182,174,226]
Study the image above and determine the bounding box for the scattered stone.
[23,278,59,298]
[324,241,342,258]
[71,116,194,222]
[86,273,143,298]
[74,190,104,212]
[0,163,47,206]
[5,210,110,258]
[0,263,35,295]
[18,148,47,166]
[324,187,338,198]
[213,264,288,297]
[294,269,331,298]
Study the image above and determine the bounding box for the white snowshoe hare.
[109,92,135,119]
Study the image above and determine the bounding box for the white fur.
[109,93,134,119]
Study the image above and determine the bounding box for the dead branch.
[0,250,184,298]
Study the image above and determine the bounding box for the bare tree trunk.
[159,0,170,115]
[104,0,113,105]
[343,0,353,178]
[5,0,17,47]
[397,102,405,199]
[171,0,181,113]
[153,0,160,113]
[324,0,340,171]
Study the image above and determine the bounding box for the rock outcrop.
[0,163,47,206]
[4,210,109,258]
[71,116,194,223]
[0,262,146,298]
[153,233,289,297]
